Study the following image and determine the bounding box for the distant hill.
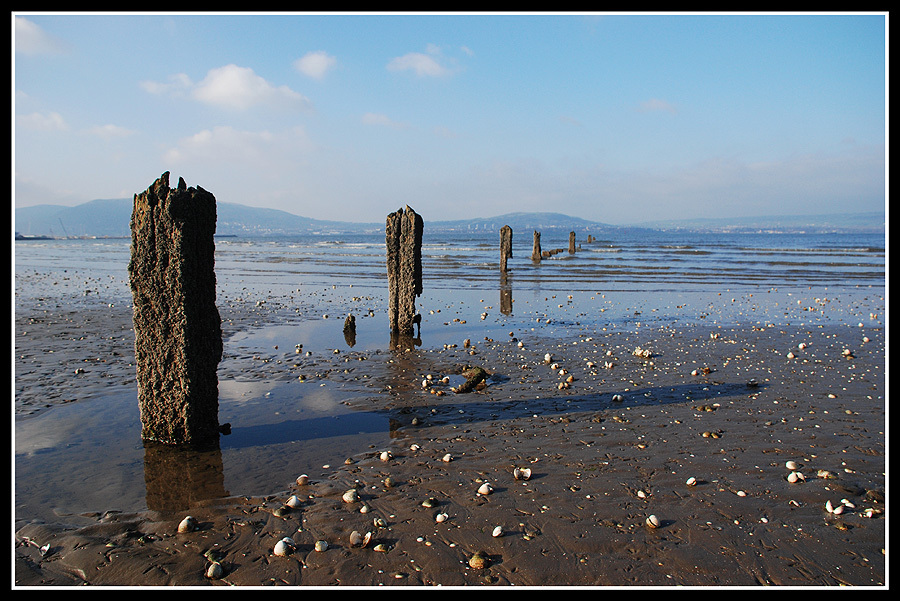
[13,197,885,238]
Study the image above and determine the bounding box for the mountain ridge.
[14,197,885,238]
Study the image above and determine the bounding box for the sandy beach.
[13,274,886,588]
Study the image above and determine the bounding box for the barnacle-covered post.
[386,206,423,337]
[500,225,513,273]
[128,172,223,446]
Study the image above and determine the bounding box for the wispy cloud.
[163,125,314,168]
[294,51,338,79]
[14,16,68,55]
[638,98,677,114]
[361,112,408,129]
[85,124,136,140]
[142,64,312,111]
[16,111,68,131]
[387,50,449,77]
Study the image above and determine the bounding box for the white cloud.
[142,65,312,111]
[14,16,67,55]
[16,111,68,132]
[294,51,337,79]
[361,112,408,129]
[192,64,313,111]
[85,124,136,140]
[387,52,449,77]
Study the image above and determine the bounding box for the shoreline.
[14,282,886,587]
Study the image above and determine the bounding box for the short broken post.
[386,206,423,337]
[531,231,542,262]
[128,172,223,446]
[500,225,513,273]
[569,231,576,254]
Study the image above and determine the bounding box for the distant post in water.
[500,225,513,273]
[386,206,423,337]
[531,231,542,262]
[128,172,223,446]
[568,231,576,254]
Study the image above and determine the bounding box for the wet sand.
[13,282,886,588]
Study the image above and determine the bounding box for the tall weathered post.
[531,230,542,262]
[568,231,576,254]
[386,206,423,337]
[128,172,223,446]
[500,225,513,273]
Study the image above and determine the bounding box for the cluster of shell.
[632,347,652,359]
[421,373,452,396]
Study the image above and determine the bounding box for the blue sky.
[13,12,886,225]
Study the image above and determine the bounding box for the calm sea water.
[14,228,887,298]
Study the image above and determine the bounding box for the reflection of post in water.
[142,440,228,512]
[343,314,357,347]
[500,273,513,316]
[390,329,422,351]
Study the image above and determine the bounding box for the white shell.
[380,451,392,462]
[286,495,303,508]
[435,512,449,523]
[477,483,493,495]
[787,471,805,484]
[646,514,660,528]
[686,477,697,487]
[825,500,835,513]
[785,460,800,470]
[342,489,359,503]
[273,538,294,556]
[442,453,453,463]
[492,526,503,538]
[296,474,309,486]
[314,540,328,552]
[178,516,198,533]
[350,530,372,547]
[206,562,224,579]
[513,467,532,481]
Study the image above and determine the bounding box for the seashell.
[442,453,453,463]
[273,537,294,556]
[817,469,837,479]
[273,505,291,517]
[736,490,747,497]
[544,353,553,364]
[492,526,503,538]
[206,561,224,579]
[422,498,438,508]
[786,351,795,359]
[477,482,493,496]
[513,467,532,481]
[285,495,303,509]
[373,543,388,552]
[786,471,803,484]
[380,451,392,462]
[785,460,801,470]
[840,498,855,509]
[296,474,309,486]
[359,504,370,514]
[410,444,420,451]
[373,517,387,529]
[178,516,198,533]
[468,551,488,570]
[350,530,363,546]
[435,512,449,523]
[686,477,697,487]
[314,540,328,552]
[645,515,660,528]
[612,394,624,402]
[342,489,360,503]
